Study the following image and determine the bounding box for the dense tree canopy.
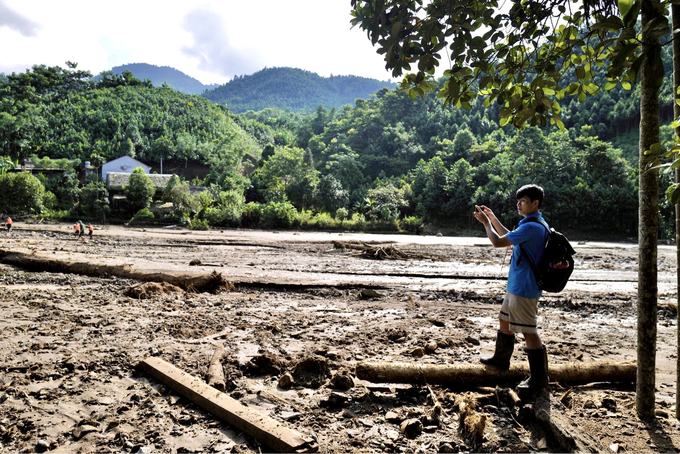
[0,61,663,241]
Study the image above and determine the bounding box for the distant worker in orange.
[88,223,94,239]
[6,217,12,232]
[74,222,80,238]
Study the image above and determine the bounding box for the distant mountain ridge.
[202,67,396,113]
[101,63,218,95]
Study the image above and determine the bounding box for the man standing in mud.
[473,184,549,395]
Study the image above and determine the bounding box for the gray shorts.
[499,292,539,334]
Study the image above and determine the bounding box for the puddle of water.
[234,342,260,365]
[469,316,495,326]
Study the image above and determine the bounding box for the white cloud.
[181,5,264,80]
[0,0,393,84]
[0,0,39,37]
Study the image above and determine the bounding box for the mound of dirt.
[244,354,287,376]
[292,356,331,388]
[190,271,235,294]
[124,282,184,299]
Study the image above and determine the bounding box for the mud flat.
[0,224,678,453]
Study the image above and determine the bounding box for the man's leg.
[499,319,512,335]
[480,295,516,369]
[518,333,548,395]
[522,332,542,350]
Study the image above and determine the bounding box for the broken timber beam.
[356,360,636,387]
[207,345,226,391]
[138,357,317,453]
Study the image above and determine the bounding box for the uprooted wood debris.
[331,241,434,260]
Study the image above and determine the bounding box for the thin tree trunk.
[673,3,680,420]
[637,0,663,419]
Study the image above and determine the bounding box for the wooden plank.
[138,357,317,453]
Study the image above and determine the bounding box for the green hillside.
[202,67,396,113]
[101,63,218,95]
[0,64,260,176]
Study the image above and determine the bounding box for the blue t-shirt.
[505,213,549,298]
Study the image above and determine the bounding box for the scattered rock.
[411,347,425,357]
[400,419,423,438]
[602,397,617,412]
[329,369,354,391]
[359,289,382,299]
[387,329,408,342]
[35,440,49,453]
[583,399,598,409]
[278,372,294,389]
[385,411,401,422]
[425,341,438,353]
[292,356,331,388]
[429,318,446,327]
[655,409,669,419]
[439,442,456,453]
[321,391,349,408]
[465,336,481,346]
[189,259,202,266]
[72,424,98,440]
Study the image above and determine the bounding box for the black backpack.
[518,217,576,293]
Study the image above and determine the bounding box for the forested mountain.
[202,67,396,113]
[0,62,670,238]
[99,63,218,95]
[0,64,260,190]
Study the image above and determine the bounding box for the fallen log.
[138,357,317,453]
[355,360,636,386]
[207,345,226,391]
[0,248,233,293]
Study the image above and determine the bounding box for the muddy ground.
[0,223,679,453]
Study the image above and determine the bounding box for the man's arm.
[480,205,509,236]
[481,221,513,248]
[474,206,513,248]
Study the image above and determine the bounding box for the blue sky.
[0,0,394,85]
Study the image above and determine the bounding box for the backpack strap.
[523,216,550,232]
[518,243,542,286]
[516,217,549,286]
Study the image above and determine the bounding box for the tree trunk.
[673,2,680,421]
[355,361,636,386]
[0,248,234,294]
[637,0,663,419]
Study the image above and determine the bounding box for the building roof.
[103,156,149,168]
[106,172,175,191]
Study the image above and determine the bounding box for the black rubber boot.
[516,346,549,395]
[480,331,515,370]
